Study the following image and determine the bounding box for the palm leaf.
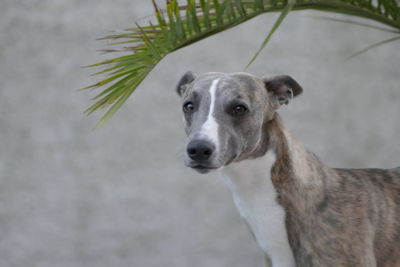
[346,35,400,59]
[84,0,400,127]
[310,16,400,33]
[245,0,296,69]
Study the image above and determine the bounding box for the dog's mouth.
[190,164,218,174]
[186,154,237,174]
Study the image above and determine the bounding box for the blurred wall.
[1,1,399,267]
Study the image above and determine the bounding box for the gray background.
[1,1,399,267]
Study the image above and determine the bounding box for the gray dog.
[176,71,400,267]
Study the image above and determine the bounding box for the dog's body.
[176,71,400,266]
[223,115,400,266]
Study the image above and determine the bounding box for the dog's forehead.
[191,72,265,100]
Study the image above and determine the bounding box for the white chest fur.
[220,151,295,267]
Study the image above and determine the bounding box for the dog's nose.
[186,140,215,162]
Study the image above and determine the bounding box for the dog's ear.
[176,71,196,97]
[263,75,303,107]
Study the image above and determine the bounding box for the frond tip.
[84,0,400,127]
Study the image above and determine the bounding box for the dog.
[175,71,400,267]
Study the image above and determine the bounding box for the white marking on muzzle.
[199,78,220,152]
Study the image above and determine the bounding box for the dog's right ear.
[176,71,196,97]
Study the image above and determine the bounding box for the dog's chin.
[186,163,219,174]
[191,166,217,174]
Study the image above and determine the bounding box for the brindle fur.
[262,114,400,267]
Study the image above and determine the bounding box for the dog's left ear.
[263,75,303,107]
[176,71,196,97]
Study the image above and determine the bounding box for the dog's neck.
[221,112,337,265]
[241,113,335,209]
[221,112,328,266]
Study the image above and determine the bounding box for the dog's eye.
[183,102,195,113]
[231,105,248,116]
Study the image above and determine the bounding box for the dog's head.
[176,72,302,173]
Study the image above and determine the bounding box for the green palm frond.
[84,0,400,127]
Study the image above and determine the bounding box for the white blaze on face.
[199,78,220,152]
